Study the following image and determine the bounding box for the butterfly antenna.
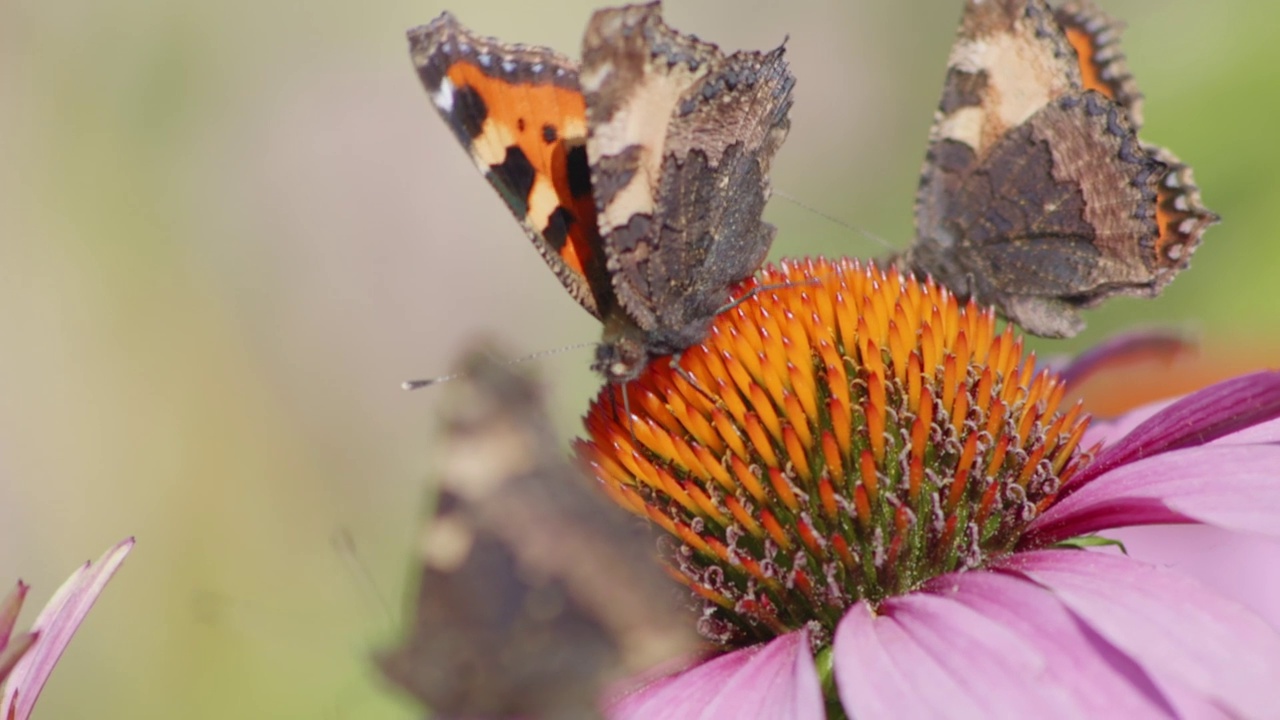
[402,341,597,390]
[774,188,897,252]
[331,529,395,629]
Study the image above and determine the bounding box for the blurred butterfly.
[377,344,696,718]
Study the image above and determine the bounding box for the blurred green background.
[1,0,1276,717]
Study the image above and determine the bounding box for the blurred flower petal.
[1027,445,1280,544]
[1054,328,1193,389]
[1000,549,1280,718]
[0,583,35,684]
[1073,371,1280,488]
[0,538,133,720]
[610,630,820,720]
[1080,398,1175,449]
[0,582,30,652]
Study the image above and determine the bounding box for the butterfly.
[408,3,794,382]
[901,0,1218,337]
[377,344,696,717]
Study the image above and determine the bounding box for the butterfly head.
[592,336,650,385]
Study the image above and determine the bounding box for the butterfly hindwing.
[581,3,795,351]
[906,0,1217,338]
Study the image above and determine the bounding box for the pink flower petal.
[1214,416,1280,446]
[1071,371,1280,490]
[0,582,30,650]
[834,574,1176,720]
[1080,397,1175,449]
[1026,445,1280,545]
[925,572,1177,716]
[1054,328,1192,390]
[1109,525,1280,630]
[610,629,821,720]
[0,538,133,720]
[999,549,1280,719]
[835,596,1070,719]
[834,602,944,719]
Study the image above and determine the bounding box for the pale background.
[1,0,1276,717]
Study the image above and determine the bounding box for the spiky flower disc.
[576,258,1092,646]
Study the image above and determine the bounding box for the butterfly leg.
[715,278,824,316]
[669,351,718,405]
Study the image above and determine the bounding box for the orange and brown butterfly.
[902,0,1218,338]
[407,3,795,383]
[377,345,697,718]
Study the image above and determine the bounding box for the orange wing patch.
[1053,3,1215,275]
[1063,26,1106,96]
[1054,2,1143,126]
[1145,146,1217,273]
[443,62,600,278]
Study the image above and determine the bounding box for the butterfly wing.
[1053,1,1218,296]
[580,4,795,350]
[409,14,610,319]
[909,0,1216,338]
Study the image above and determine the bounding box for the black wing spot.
[517,117,527,133]
[542,123,558,144]
[544,207,575,251]
[451,85,488,139]
[491,146,537,213]
[566,144,592,199]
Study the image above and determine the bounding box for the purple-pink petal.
[0,583,36,686]
[609,629,821,720]
[834,602,949,719]
[1214,416,1280,446]
[1053,328,1192,390]
[0,582,30,651]
[1080,397,1175,450]
[1026,444,1280,545]
[1070,370,1280,490]
[0,538,133,720]
[834,573,1176,720]
[925,572,1177,716]
[1111,524,1280,632]
[998,549,1280,719]
[835,595,1072,718]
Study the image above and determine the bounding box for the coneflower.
[576,258,1280,718]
